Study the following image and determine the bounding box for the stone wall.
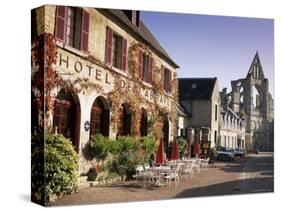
[227,53,274,151]
[32,5,178,173]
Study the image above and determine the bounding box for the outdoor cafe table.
[147,166,171,186]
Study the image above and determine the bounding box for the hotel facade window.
[140,52,153,84]
[31,6,179,174]
[105,27,127,70]
[140,108,148,136]
[53,89,80,151]
[117,103,132,136]
[164,67,172,93]
[31,9,37,43]
[90,97,110,138]
[55,6,89,51]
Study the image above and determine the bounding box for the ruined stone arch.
[251,120,257,130]
[239,85,244,104]
[252,84,263,110]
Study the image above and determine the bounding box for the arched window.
[140,108,148,137]
[90,97,110,138]
[54,89,80,151]
[252,85,260,109]
[117,103,132,136]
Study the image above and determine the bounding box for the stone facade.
[31,5,179,173]
[221,52,274,151]
[219,104,246,149]
[178,78,220,148]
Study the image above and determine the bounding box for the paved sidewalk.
[51,155,273,206]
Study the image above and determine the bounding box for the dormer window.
[191,83,197,89]
[123,10,140,27]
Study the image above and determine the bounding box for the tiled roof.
[176,103,190,117]
[178,78,217,100]
[97,9,179,68]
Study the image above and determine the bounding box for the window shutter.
[138,49,143,79]
[121,38,127,71]
[105,27,113,65]
[161,65,165,90]
[55,6,67,42]
[149,56,154,84]
[31,9,37,44]
[168,70,172,93]
[81,10,90,52]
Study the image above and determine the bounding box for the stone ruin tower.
[224,51,274,151]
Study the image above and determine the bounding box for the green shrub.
[87,135,157,180]
[139,136,156,161]
[89,134,111,162]
[45,134,78,200]
[178,137,187,158]
[32,133,78,203]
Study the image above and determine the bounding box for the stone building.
[219,98,246,149]
[178,78,220,148]
[176,103,189,138]
[221,52,274,151]
[31,5,179,173]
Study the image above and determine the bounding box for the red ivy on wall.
[32,33,64,112]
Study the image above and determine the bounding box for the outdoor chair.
[181,163,194,182]
[133,165,145,182]
[163,164,181,187]
[144,164,150,170]
[193,159,202,173]
[201,158,209,171]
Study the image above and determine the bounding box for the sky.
[141,11,274,95]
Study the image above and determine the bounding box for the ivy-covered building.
[31,5,179,173]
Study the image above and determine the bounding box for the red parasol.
[156,138,165,165]
[193,134,200,157]
[187,139,191,159]
[171,140,179,161]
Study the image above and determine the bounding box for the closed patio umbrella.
[194,134,200,157]
[171,140,179,161]
[156,138,165,165]
[187,139,191,159]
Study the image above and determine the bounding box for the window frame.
[163,67,172,93]
[141,53,150,83]
[55,6,89,52]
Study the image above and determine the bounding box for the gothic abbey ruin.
[220,52,274,151]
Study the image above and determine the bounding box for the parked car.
[253,148,259,154]
[234,148,245,158]
[216,147,235,161]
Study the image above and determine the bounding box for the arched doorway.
[31,92,39,133]
[117,103,132,136]
[140,108,148,137]
[90,96,110,138]
[53,89,80,152]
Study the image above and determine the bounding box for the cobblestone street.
[51,152,273,206]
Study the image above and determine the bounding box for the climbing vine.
[31,33,178,140]
[108,42,178,140]
[72,77,104,95]
[32,33,64,130]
